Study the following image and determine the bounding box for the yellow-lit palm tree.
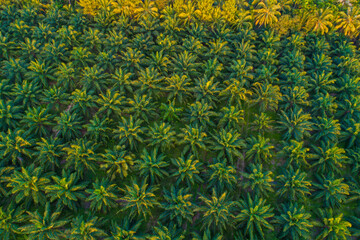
[306,8,334,35]
[335,7,360,37]
[254,0,281,27]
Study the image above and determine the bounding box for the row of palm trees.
[73,0,360,37]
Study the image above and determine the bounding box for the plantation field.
[0,0,360,239]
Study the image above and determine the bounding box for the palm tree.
[21,106,54,138]
[135,148,169,184]
[236,193,274,240]
[121,47,144,72]
[147,50,171,74]
[335,7,360,37]
[147,122,176,151]
[311,142,348,174]
[251,113,274,135]
[251,82,282,113]
[55,62,77,92]
[41,86,69,112]
[165,74,192,104]
[160,186,195,227]
[133,67,164,98]
[179,124,208,156]
[46,170,87,211]
[207,159,237,192]
[96,88,124,118]
[100,145,134,180]
[210,128,245,164]
[340,118,360,148]
[69,88,97,118]
[313,174,350,208]
[13,80,41,109]
[120,180,159,220]
[172,51,199,78]
[0,100,22,131]
[0,205,25,240]
[34,137,64,171]
[185,100,217,128]
[0,129,33,166]
[54,111,83,141]
[281,86,309,110]
[171,152,203,187]
[1,58,26,83]
[242,164,274,197]
[245,135,274,164]
[19,202,68,239]
[6,164,50,206]
[63,139,98,178]
[306,8,334,35]
[25,59,56,88]
[254,0,281,27]
[313,117,341,142]
[67,215,107,240]
[196,189,236,232]
[218,105,244,131]
[280,140,311,167]
[315,209,352,240]
[80,65,108,94]
[278,107,313,141]
[106,218,143,240]
[193,76,221,106]
[276,166,312,201]
[126,94,158,123]
[160,100,183,122]
[113,115,145,151]
[308,71,336,95]
[86,178,119,213]
[85,115,112,143]
[274,203,313,240]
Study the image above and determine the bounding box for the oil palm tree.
[100,145,134,180]
[171,152,203,187]
[113,115,145,151]
[306,8,334,35]
[274,203,313,240]
[335,7,360,37]
[126,94,158,123]
[178,124,208,156]
[207,158,237,192]
[278,107,313,141]
[242,164,274,198]
[245,135,275,164]
[311,142,348,174]
[0,100,22,131]
[106,218,142,240]
[86,178,119,213]
[315,209,352,240]
[45,170,87,211]
[0,205,25,240]
[96,88,124,118]
[313,174,350,208]
[18,202,68,240]
[147,122,176,151]
[136,148,169,184]
[67,215,107,240]
[236,193,274,240]
[21,106,54,138]
[160,186,195,227]
[34,137,64,171]
[276,166,312,201]
[54,111,83,141]
[254,0,281,27]
[196,189,236,232]
[251,82,282,113]
[211,128,245,164]
[63,139,98,178]
[0,129,33,166]
[120,180,159,220]
[6,164,50,206]
[280,140,311,167]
